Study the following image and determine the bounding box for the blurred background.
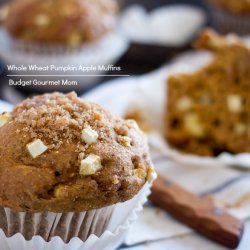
[0,0,210,102]
[0,0,247,102]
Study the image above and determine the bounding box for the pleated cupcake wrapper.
[0,207,113,243]
[0,28,128,91]
[11,40,84,56]
[209,6,250,35]
[7,32,127,58]
[0,183,151,250]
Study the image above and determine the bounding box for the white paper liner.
[0,183,151,250]
[0,28,129,91]
[83,49,250,169]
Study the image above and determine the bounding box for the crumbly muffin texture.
[0,92,154,212]
[209,0,250,14]
[3,0,118,45]
[165,29,250,156]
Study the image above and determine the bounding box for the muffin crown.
[0,92,154,212]
[3,0,118,45]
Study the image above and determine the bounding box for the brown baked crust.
[3,0,118,45]
[208,0,250,14]
[165,29,250,156]
[0,92,152,212]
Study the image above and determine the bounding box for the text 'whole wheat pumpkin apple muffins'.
[0,92,156,243]
[165,29,250,157]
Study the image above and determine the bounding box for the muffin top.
[3,0,118,45]
[209,0,250,14]
[0,92,155,212]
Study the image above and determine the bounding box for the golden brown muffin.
[209,0,250,14]
[3,0,118,45]
[0,92,154,212]
[165,29,250,156]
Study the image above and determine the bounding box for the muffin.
[207,0,250,35]
[0,92,155,244]
[165,29,250,156]
[3,0,118,46]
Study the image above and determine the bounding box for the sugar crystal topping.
[13,92,112,152]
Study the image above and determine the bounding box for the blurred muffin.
[165,29,250,156]
[0,92,155,242]
[207,0,250,35]
[209,0,250,14]
[3,0,118,46]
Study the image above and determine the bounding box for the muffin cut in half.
[165,29,250,156]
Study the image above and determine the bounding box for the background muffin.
[0,92,155,243]
[209,0,250,14]
[207,0,250,35]
[165,30,250,156]
[3,0,118,46]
